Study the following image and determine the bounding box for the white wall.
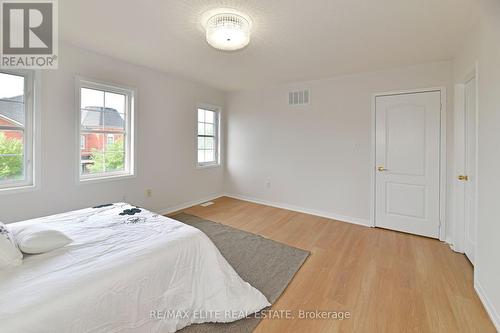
[0,44,225,223]
[225,61,453,225]
[453,0,500,329]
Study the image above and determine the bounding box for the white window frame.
[196,105,221,168]
[0,69,35,191]
[76,78,136,182]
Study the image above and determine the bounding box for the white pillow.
[14,224,72,254]
[0,222,23,267]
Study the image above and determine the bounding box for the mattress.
[0,203,269,332]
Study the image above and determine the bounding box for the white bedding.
[0,203,270,332]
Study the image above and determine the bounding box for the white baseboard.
[475,279,500,332]
[157,193,224,216]
[223,193,372,227]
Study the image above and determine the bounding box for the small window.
[80,135,85,149]
[106,134,114,146]
[0,70,34,190]
[78,79,135,181]
[197,107,220,167]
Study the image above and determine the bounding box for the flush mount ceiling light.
[201,8,252,51]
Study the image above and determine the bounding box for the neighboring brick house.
[80,106,124,172]
[0,95,24,141]
[0,99,124,173]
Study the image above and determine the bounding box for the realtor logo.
[0,0,58,68]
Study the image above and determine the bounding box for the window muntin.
[197,107,219,166]
[0,71,34,189]
[78,80,134,180]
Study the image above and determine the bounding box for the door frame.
[451,63,479,254]
[370,87,447,241]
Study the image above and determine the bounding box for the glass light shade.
[205,13,250,51]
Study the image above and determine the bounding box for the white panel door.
[375,91,441,238]
[463,78,477,264]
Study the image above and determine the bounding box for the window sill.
[0,184,37,195]
[196,163,221,170]
[79,173,135,184]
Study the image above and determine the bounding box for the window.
[80,135,85,149]
[106,134,114,146]
[78,79,135,181]
[0,70,34,190]
[197,107,220,166]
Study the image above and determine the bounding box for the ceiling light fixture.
[202,9,252,51]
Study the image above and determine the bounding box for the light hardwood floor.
[178,196,495,333]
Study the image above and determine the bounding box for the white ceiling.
[61,0,479,91]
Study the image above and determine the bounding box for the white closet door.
[375,91,441,238]
[464,78,477,264]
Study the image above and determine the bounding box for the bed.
[0,203,270,333]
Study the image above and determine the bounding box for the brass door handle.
[458,175,469,181]
[377,166,387,172]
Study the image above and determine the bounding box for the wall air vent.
[288,89,310,106]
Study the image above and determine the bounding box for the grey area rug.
[172,213,310,333]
